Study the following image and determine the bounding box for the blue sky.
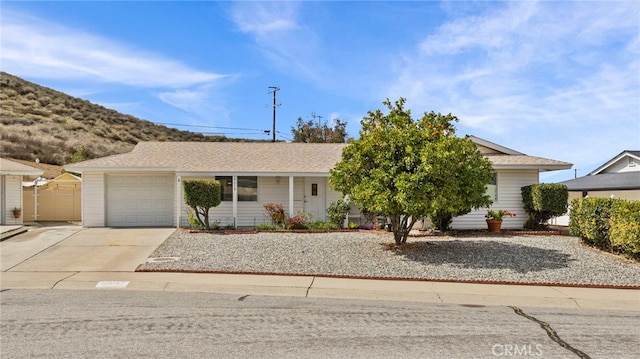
[2,1,638,183]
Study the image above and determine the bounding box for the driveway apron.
[3,228,175,272]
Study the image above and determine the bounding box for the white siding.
[179,176,306,228]
[326,186,342,208]
[2,175,23,224]
[602,157,640,174]
[451,170,538,230]
[82,172,105,227]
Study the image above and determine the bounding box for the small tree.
[183,179,221,229]
[521,184,568,229]
[330,98,493,244]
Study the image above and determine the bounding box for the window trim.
[486,172,498,202]
[215,175,258,202]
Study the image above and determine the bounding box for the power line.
[156,122,266,132]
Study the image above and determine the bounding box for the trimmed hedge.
[569,197,640,259]
[521,183,568,229]
[610,200,640,257]
[183,179,221,229]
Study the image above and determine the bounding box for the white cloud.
[1,10,226,88]
[157,85,230,121]
[231,2,299,35]
[384,1,639,180]
[228,2,324,81]
[388,2,639,128]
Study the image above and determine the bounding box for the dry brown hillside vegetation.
[0,72,246,165]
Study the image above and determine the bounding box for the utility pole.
[268,86,280,142]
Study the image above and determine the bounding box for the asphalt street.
[1,289,638,358]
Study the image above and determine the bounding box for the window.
[215,176,258,201]
[486,173,498,202]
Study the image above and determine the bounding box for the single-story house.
[64,137,572,230]
[0,158,44,225]
[559,150,640,201]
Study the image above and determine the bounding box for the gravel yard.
[137,231,640,287]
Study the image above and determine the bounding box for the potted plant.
[11,207,21,219]
[485,209,516,232]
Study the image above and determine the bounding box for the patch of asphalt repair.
[509,306,591,359]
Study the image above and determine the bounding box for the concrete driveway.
[1,224,175,272]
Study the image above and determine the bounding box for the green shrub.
[569,197,613,249]
[348,222,360,229]
[521,184,568,229]
[326,198,350,228]
[255,223,277,230]
[609,200,640,259]
[187,212,202,229]
[430,210,453,232]
[308,221,339,230]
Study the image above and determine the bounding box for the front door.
[304,177,326,221]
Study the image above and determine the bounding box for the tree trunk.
[391,215,419,245]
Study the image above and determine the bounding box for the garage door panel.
[106,174,175,227]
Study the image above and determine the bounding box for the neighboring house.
[65,138,572,229]
[549,150,639,226]
[8,158,64,180]
[559,150,640,202]
[6,158,82,222]
[0,158,44,225]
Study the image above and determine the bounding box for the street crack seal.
[509,306,591,359]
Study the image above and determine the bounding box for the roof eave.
[589,151,640,175]
[568,186,640,191]
[63,166,175,173]
[492,164,573,172]
[0,170,45,176]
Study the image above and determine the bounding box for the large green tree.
[291,117,348,143]
[329,98,493,245]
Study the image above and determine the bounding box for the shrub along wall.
[610,200,640,257]
[521,183,568,229]
[569,197,640,259]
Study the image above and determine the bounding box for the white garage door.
[106,174,175,227]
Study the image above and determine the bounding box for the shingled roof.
[65,140,572,174]
[65,142,348,175]
[560,172,640,191]
[0,158,45,176]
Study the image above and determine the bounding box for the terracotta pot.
[486,219,502,233]
[12,211,21,219]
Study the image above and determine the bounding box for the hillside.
[0,72,239,165]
